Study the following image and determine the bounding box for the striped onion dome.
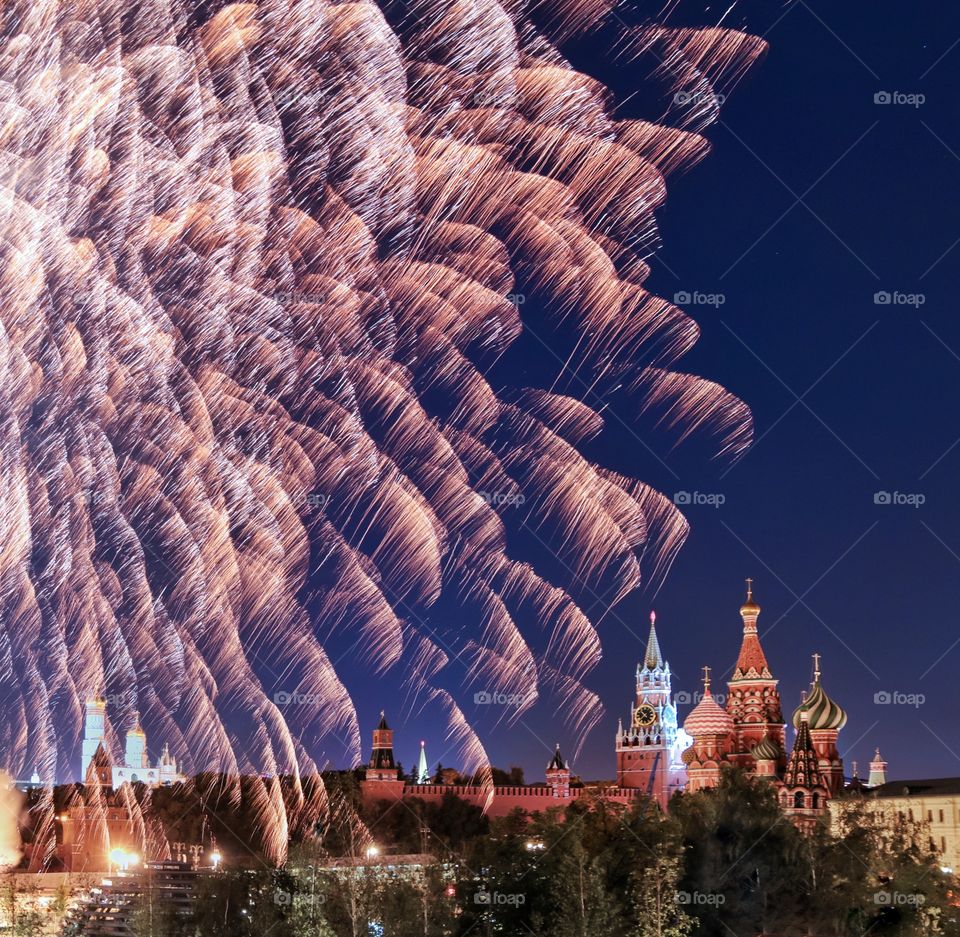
[751,737,781,761]
[684,690,734,738]
[792,675,847,731]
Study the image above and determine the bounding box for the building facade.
[81,699,186,789]
[682,582,847,827]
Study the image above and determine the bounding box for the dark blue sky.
[357,1,960,784]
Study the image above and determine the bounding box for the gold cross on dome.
[745,577,753,600]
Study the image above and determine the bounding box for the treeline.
[127,771,958,936]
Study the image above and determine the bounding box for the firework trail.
[0,0,762,862]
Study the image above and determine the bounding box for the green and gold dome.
[792,656,847,731]
[751,737,782,762]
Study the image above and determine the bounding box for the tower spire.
[733,579,771,678]
[416,739,429,784]
[643,610,664,670]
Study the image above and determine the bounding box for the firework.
[0,0,762,863]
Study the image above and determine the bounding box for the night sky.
[356,1,960,785]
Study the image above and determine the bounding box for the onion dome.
[792,655,847,731]
[740,577,761,617]
[681,746,697,765]
[752,737,781,762]
[684,668,734,738]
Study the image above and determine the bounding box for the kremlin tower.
[546,745,572,798]
[868,748,888,787]
[615,612,688,808]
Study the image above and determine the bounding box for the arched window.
[794,791,805,810]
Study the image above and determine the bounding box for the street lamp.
[365,845,380,860]
[211,851,222,870]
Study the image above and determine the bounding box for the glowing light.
[211,852,222,869]
[365,846,381,860]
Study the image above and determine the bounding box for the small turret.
[546,744,571,798]
[868,748,888,787]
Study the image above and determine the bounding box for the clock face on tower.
[634,704,657,727]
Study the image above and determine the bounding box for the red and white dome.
[684,690,734,738]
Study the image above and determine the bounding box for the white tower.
[868,747,888,787]
[81,698,107,781]
[124,714,148,769]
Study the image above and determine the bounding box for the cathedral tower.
[725,581,785,772]
[792,654,846,795]
[81,697,108,782]
[780,709,829,832]
[616,612,686,806]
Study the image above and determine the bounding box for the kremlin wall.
[361,582,850,830]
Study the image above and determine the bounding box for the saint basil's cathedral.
[362,580,849,829]
[613,580,847,826]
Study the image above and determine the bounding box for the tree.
[631,850,693,937]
